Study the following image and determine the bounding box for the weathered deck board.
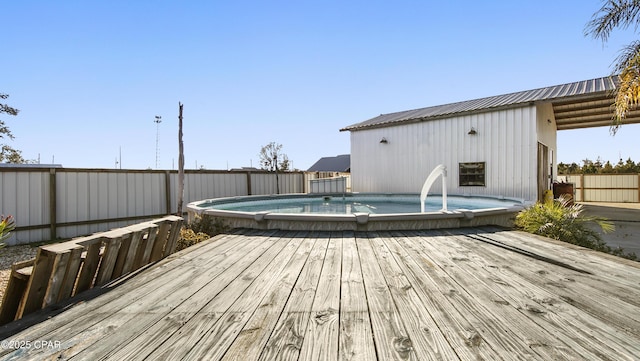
[368,233,458,360]
[444,230,640,358]
[0,230,266,359]
[419,230,610,360]
[259,235,330,361]
[356,233,416,360]
[220,233,316,361]
[79,231,282,361]
[338,232,375,361]
[1,228,639,361]
[299,233,342,360]
[108,231,291,360]
[385,231,506,360]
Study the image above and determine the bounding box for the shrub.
[176,228,211,251]
[187,214,230,236]
[175,214,230,251]
[515,196,637,260]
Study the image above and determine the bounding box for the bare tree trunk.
[177,102,185,215]
[274,154,280,194]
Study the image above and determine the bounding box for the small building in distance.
[307,154,350,172]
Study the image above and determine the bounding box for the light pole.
[154,115,162,169]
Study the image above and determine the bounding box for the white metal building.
[341,76,640,202]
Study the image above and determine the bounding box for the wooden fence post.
[164,170,172,215]
[49,168,57,241]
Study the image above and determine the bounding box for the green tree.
[585,0,640,134]
[616,157,639,172]
[567,162,581,174]
[601,160,615,173]
[581,158,603,174]
[0,93,26,163]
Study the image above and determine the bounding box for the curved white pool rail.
[420,164,448,212]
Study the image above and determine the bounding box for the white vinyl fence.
[0,167,328,245]
[557,174,640,203]
[309,176,349,193]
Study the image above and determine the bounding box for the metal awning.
[552,91,640,130]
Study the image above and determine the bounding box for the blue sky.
[4,1,640,170]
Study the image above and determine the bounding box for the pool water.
[200,194,519,215]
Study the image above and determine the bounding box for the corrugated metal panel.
[350,107,539,200]
[557,174,639,202]
[56,171,168,238]
[342,76,618,131]
[0,171,49,245]
[179,172,248,205]
[0,168,310,245]
[581,174,639,203]
[249,173,304,195]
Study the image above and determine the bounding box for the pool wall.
[187,193,527,231]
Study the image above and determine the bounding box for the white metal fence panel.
[0,171,50,244]
[306,172,352,192]
[558,174,639,203]
[310,177,347,193]
[0,168,312,245]
[176,172,249,208]
[249,172,303,195]
[55,171,168,239]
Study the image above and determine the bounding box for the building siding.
[350,106,541,201]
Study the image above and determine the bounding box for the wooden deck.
[1,227,639,360]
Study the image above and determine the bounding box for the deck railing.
[0,215,183,325]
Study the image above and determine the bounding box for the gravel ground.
[0,245,38,307]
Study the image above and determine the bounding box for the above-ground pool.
[187,193,528,231]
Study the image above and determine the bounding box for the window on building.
[459,162,486,186]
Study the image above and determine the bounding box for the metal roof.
[307,154,350,172]
[341,76,640,131]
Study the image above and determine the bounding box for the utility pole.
[154,115,162,169]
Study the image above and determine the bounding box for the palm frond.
[585,0,640,42]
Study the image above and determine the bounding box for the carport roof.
[341,76,640,132]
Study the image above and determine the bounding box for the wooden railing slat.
[150,222,171,262]
[163,218,184,257]
[136,225,158,269]
[0,260,35,324]
[121,229,144,275]
[43,250,72,307]
[57,246,84,302]
[112,233,133,279]
[17,249,55,318]
[75,242,102,294]
[95,236,123,286]
[0,216,183,325]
